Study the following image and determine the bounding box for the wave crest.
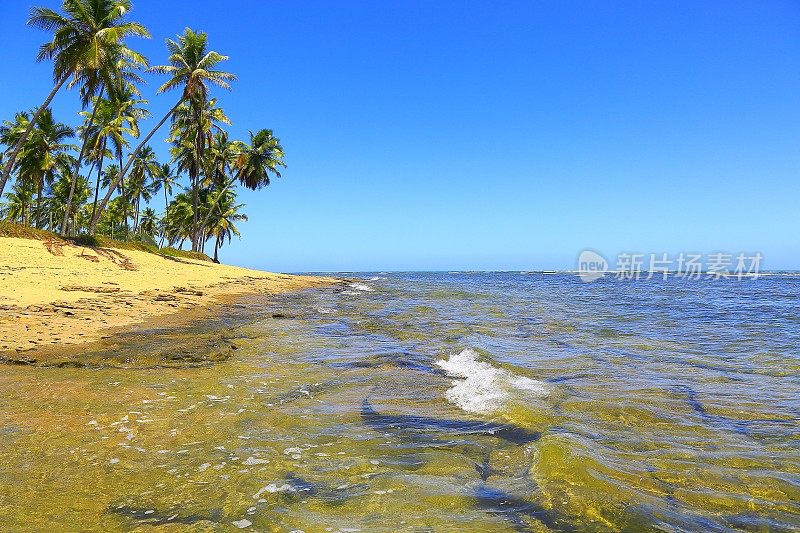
[435,348,549,414]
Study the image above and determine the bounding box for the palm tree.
[23,109,75,227]
[127,145,159,232]
[0,109,76,228]
[0,0,148,207]
[0,113,36,224]
[91,27,234,235]
[47,169,90,233]
[197,128,284,236]
[0,112,32,157]
[162,191,194,248]
[58,20,150,236]
[137,206,158,239]
[152,163,177,245]
[96,163,118,236]
[206,131,236,189]
[82,83,147,227]
[168,97,230,249]
[1,181,35,224]
[204,189,247,263]
[234,129,285,190]
[83,97,122,224]
[154,163,177,212]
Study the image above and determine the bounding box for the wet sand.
[0,236,339,360]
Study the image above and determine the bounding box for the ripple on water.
[0,273,798,531]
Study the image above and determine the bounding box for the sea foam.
[435,348,549,414]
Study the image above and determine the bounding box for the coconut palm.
[204,189,247,263]
[168,97,231,248]
[197,128,284,236]
[60,41,149,236]
[154,163,177,212]
[0,0,149,207]
[206,131,237,188]
[151,163,177,245]
[0,109,76,228]
[0,112,33,157]
[83,97,124,224]
[1,182,35,224]
[95,163,121,236]
[127,145,159,232]
[91,27,234,235]
[47,169,90,233]
[22,111,75,228]
[234,129,285,190]
[137,206,158,239]
[0,113,36,224]
[82,83,147,225]
[162,191,194,248]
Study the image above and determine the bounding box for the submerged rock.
[360,398,540,445]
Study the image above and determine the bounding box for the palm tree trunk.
[35,174,43,229]
[60,87,104,236]
[0,77,68,199]
[190,166,199,251]
[190,103,202,252]
[90,98,184,234]
[159,186,169,247]
[164,183,169,214]
[213,235,220,263]
[134,196,141,235]
[90,139,107,225]
[118,149,129,241]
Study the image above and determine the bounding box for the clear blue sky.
[1,1,799,271]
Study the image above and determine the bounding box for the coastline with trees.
[0,0,282,263]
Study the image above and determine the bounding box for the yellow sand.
[0,236,337,353]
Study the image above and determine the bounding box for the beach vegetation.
[0,1,283,263]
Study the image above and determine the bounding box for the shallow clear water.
[1,273,798,531]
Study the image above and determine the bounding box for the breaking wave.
[435,348,549,414]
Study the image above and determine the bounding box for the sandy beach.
[0,236,337,357]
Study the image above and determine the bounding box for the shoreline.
[0,236,341,363]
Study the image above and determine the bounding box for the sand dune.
[0,236,337,354]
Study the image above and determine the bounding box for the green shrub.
[71,234,100,247]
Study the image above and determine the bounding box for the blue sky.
[1,1,799,271]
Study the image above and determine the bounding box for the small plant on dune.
[71,233,100,247]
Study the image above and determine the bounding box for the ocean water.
[0,272,798,531]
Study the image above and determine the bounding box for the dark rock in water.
[330,351,445,376]
[0,354,37,365]
[277,473,370,505]
[474,485,567,532]
[475,455,495,481]
[544,374,592,384]
[284,473,318,496]
[360,399,540,445]
[674,385,750,436]
[55,360,87,368]
[271,313,296,319]
[108,505,222,526]
[272,379,340,404]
